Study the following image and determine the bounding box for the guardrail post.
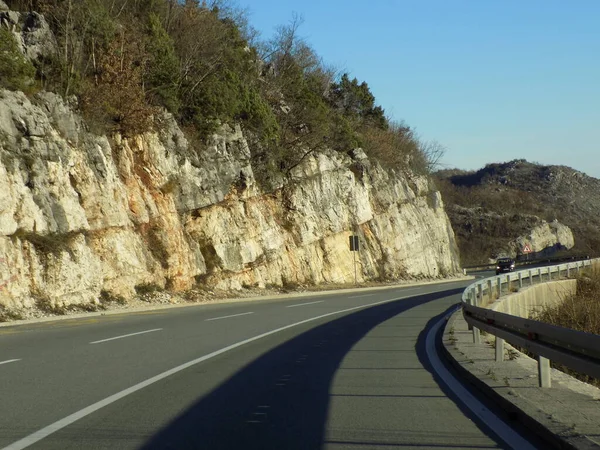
[567,265,570,278]
[495,337,504,362]
[472,284,482,342]
[538,267,542,283]
[487,280,493,303]
[529,269,533,286]
[497,278,501,298]
[467,292,473,331]
[518,272,523,288]
[472,326,480,344]
[538,356,551,388]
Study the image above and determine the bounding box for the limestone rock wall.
[0,89,460,309]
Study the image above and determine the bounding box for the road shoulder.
[442,308,600,450]
[0,276,474,328]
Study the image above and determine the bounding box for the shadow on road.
[416,306,545,450]
[142,288,465,450]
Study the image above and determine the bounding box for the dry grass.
[532,268,600,388]
[35,297,105,315]
[535,270,600,335]
[0,305,24,322]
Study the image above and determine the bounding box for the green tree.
[330,73,387,129]
[0,27,36,91]
[145,13,180,113]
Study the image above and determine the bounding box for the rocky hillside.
[0,2,460,313]
[436,160,600,265]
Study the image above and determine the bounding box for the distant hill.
[435,159,600,265]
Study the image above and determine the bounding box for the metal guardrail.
[463,254,591,272]
[460,259,600,387]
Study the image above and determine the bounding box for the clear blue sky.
[242,0,600,178]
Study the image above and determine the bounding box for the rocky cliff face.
[0,89,460,310]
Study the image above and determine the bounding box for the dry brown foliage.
[532,268,600,387]
[361,123,427,174]
[82,30,156,136]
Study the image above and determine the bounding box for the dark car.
[495,257,515,275]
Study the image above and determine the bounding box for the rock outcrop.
[0,5,57,64]
[0,89,460,310]
[512,220,574,258]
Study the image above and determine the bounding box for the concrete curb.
[0,276,474,328]
[442,308,600,450]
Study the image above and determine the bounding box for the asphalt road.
[0,280,532,449]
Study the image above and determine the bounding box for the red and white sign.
[522,244,532,254]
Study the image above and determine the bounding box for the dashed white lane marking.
[425,310,537,450]
[0,359,21,366]
[4,294,411,450]
[347,287,423,300]
[90,328,162,344]
[348,293,376,298]
[205,312,254,321]
[286,300,324,308]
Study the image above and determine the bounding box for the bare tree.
[420,140,447,173]
[260,12,304,64]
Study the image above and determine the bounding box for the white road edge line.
[0,359,21,366]
[286,300,324,308]
[205,312,254,321]
[90,328,162,345]
[425,310,537,450]
[348,293,375,298]
[3,295,409,450]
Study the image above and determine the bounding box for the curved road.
[0,280,535,449]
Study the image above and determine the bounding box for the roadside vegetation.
[531,268,600,388]
[0,305,24,322]
[4,0,443,190]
